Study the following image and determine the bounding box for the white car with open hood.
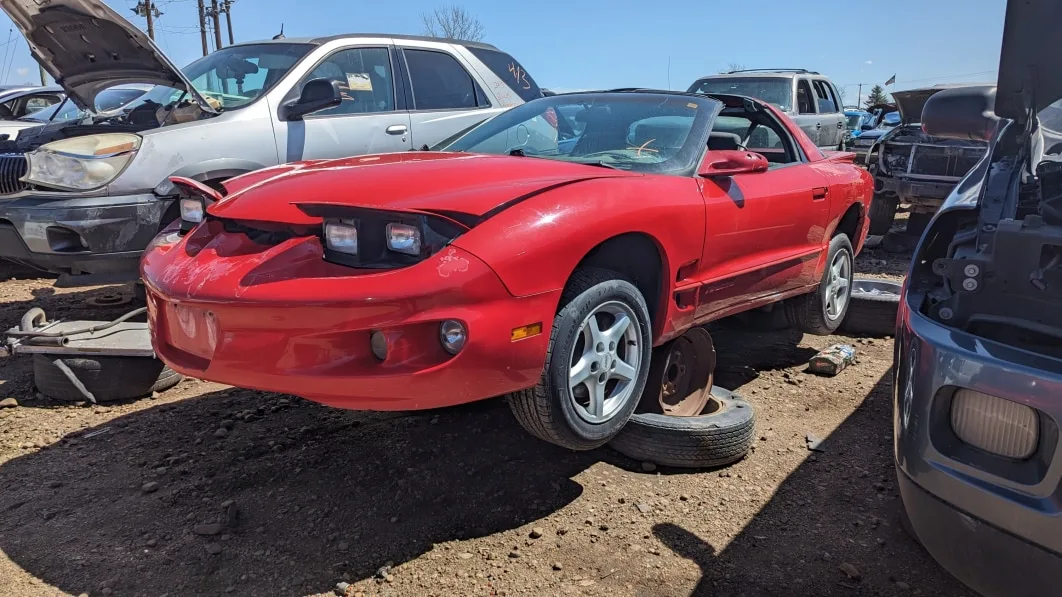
[0,0,543,285]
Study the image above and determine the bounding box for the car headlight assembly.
[307,206,467,269]
[24,133,141,191]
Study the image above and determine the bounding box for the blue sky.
[0,0,1006,105]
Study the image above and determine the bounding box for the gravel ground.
[0,232,972,597]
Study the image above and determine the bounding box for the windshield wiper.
[576,160,621,170]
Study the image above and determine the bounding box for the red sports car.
[142,90,872,450]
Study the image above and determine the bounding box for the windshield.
[688,77,792,112]
[22,87,149,123]
[441,93,717,175]
[128,43,314,113]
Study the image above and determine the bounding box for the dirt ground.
[0,222,972,597]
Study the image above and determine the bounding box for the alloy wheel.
[568,300,643,424]
[825,249,852,320]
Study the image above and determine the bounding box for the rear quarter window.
[467,47,543,103]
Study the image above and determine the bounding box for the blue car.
[845,109,874,138]
[895,3,1062,594]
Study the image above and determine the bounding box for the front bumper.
[894,295,1062,596]
[874,174,955,207]
[0,190,173,278]
[142,222,557,410]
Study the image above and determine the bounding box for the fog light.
[369,330,387,361]
[439,320,467,355]
[951,389,1038,459]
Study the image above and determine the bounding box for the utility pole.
[857,83,863,108]
[131,0,160,40]
[197,0,208,56]
[211,0,223,50]
[222,0,235,46]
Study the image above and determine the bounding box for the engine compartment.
[879,125,988,179]
[913,124,1062,359]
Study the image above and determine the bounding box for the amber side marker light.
[511,323,543,342]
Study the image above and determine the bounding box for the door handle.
[386,124,408,135]
[837,121,844,129]
[815,122,822,129]
[812,187,828,200]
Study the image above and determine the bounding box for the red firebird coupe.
[142,90,872,450]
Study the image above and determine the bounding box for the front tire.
[785,234,855,335]
[508,268,652,451]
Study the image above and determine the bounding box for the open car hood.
[0,0,212,112]
[891,88,945,124]
[996,0,1062,122]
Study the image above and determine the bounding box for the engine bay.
[916,128,1062,359]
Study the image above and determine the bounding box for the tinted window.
[796,79,815,114]
[812,81,837,113]
[300,47,395,116]
[690,77,793,112]
[404,49,482,110]
[466,47,542,103]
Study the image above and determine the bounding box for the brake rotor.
[85,292,132,308]
[640,326,716,417]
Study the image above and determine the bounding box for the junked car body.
[0,85,65,141]
[895,1,1062,595]
[141,90,872,451]
[865,85,990,236]
[688,69,848,151]
[0,0,541,284]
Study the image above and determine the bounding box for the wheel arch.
[567,232,670,334]
[835,201,864,247]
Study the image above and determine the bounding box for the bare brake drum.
[640,326,717,417]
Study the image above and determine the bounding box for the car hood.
[996,0,1062,121]
[892,88,945,123]
[0,0,212,112]
[209,152,636,225]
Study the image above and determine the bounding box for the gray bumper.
[874,174,956,208]
[0,191,174,280]
[894,295,1062,596]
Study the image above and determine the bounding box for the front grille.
[0,153,28,195]
[909,144,985,178]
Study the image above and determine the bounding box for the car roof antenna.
[273,24,285,40]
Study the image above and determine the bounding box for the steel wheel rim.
[567,300,642,424]
[825,249,852,320]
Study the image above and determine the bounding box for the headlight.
[386,223,421,256]
[180,198,206,224]
[24,133,141,191]
[324,220,359,255]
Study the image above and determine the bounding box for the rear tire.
[785,234,854,336]
[34,355,182,403]
[868,192,898,236]
[839,279,902,337]
[508,268,653,451]
[609,387,755,468]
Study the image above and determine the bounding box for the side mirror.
[860,124,874,131]
[698,150,769,177]
[921,85,998,142]
[280,78,343,121]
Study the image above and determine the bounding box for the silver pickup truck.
[688,69,848,151]
[0,0,541,285]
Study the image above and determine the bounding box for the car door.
[396,44,497,148]
[812,80,844,148]
[694,123,831,320]
[273,44,412,162]
[794,77,822,147]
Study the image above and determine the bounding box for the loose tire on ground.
[839,278,901,337]
[868,192,899,236]
[609,386,755,468]
[785,233,855,335]
[34,355,182,402]
[508,267,653,451]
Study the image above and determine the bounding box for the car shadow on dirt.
[0,389,602,596]
[650,371,960,596]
